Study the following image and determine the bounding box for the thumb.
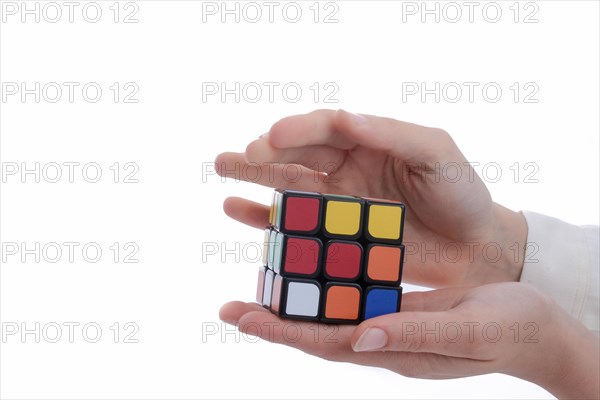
[350,306,482,359]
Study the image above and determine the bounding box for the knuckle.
[244,139,261,160]
[432,127,451,139]
[269,118,287,136]
[430,127,455,146]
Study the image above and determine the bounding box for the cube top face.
[323,195,364,239]
[259,189,406,324]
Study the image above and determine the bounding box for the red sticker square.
[325,241,362,280]
[284,196,320,232]
[284,237,321,276]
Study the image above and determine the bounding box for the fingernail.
[259,132,269,138]
[221,319,238,326]
[353,328,388,352]
[346,110,368,126]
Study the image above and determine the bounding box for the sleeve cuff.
[520,211,599,335]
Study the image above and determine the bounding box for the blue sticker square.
[364,288,399,319]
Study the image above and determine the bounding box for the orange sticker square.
[367,245,402,282]
[324,285,361,320]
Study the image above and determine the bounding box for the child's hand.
[220,283,600,399]
[215,109,527,287]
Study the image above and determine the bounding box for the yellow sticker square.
[269,193,276,225]
[368,205,402,240]
[325,201,361,236]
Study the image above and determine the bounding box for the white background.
[1,1,598,399]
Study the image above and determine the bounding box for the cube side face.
[256,266,266,304]
[272,231,284,274]
[271,274,283,314]
[262,229,270,266]
[273,190,284,230]
[267,229,277,270]
[269,192,277,226]
[262,269,275,308]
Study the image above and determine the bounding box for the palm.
[219,282,558,381]
[284,144,495,287]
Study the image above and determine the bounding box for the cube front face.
[258,189,405,324]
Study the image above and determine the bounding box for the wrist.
[491,204,528,282]
[526,302,600,399]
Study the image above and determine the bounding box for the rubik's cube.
[256,189,405,324]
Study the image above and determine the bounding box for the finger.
[215,152,326,192]
[351,305,486,359]
[230,304,495,378]
[334,109,464,164]
[269,109,465,165]
[236,310,357,363]
[223,197,269,230]
[267,109,356,150]
[400,287,470,312]
[219,301,268,324]
[237,310,355,350]
[236,310,399,367]
[245,139,346,174]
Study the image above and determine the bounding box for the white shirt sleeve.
[519,211,599,336]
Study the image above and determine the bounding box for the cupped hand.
[215,109,527,287]
[220,283,599,399]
